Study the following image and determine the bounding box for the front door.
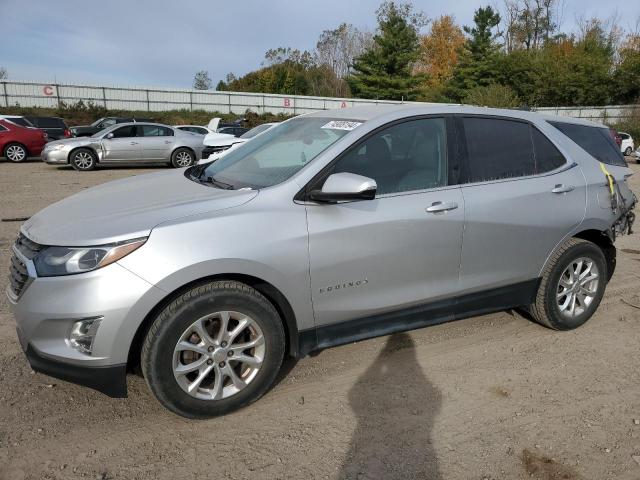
[101,125,141,162]
[306,117,465,330]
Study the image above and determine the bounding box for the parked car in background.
[70,117,154,137]
[25,116,72,140]
[42,123,203,171]
[0,115,35,128]
[0,118,48,162]
[200,122,279,162]
[217,126,249,137]
[632,147,640,163]
[610,128,622,148]
[10,105,636,418]
[618,132,635,156]
[174,125,215,135]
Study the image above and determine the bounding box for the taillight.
[64,129,71,137]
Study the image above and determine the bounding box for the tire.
[529,238,607,330]
[70,148,97,171]
[171,148,195,168]
[141,281,286,419]
[4,143,28,162]
[624,147,632,156]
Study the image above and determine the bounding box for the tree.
[316,23,373,79]
[446,6,503,101]
[503,0,560,51]
[614,34,640,103]
[193,70,212,90]
[464,83,521,107]
[415,15,465,93]
[347,1,427,100]
[0,67,7,80]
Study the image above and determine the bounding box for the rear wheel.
[70,148,97,171]
[171,148,195,168]
[141,281,286,418]
[529,238,607,330]
[4,143,28,162]
[624,146,632,156]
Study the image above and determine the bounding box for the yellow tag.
[599,163,615,196]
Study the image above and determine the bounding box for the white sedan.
[198,122,279,164]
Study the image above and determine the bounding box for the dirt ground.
[0,158,639,480]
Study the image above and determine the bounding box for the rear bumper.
[24,341,127,397]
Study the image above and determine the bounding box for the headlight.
[34,238,146,277]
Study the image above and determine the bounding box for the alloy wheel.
[73,152,94,169]
[6,145,26,162]
[172,311,265,400]
[175,151,193,167]
[556,257,600,318]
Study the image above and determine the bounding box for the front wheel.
[70,148,97,171]
[529,238,607,330]
[171,148,195,168]
[141,281,286,418]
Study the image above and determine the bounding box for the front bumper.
[41,148,68,164]
[24,341,127,397]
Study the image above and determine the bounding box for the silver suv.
[7,105,636,418]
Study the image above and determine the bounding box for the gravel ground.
[0,159,639,480]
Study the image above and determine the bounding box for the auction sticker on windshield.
[321,120,362,131]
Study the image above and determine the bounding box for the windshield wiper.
[204,176,235,190]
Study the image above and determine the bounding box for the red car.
[0,119,48,162]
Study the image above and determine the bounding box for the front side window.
[462,117,535,183]
[110,125,136,138]
[196,117,360,189]
[331,118,448,195]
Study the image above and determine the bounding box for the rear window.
[28,117,65,128]
[548,121,626,166]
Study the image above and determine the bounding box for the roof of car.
[303,103,605,128]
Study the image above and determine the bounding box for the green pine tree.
[347,2,425,100]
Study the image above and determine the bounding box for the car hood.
[203,132,242,146]
[21,169,258,246]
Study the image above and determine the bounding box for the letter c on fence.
[43,85,54,96]
[341,101,347,108]
[284,98,290,107]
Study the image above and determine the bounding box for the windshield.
[90,118,106,127]
[240,123,274,139]
[193,117,363,189]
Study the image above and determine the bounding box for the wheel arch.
[572,229,616,280]
[127,273,300,371]
[3,141,29,157]
[68,145,99,165]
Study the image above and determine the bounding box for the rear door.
[101,125,142,162]
[456,116,585,295]
[306,117,465,330]
[138,125,176,161]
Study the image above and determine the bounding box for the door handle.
[164,140,172,144]
[426,201,458,213]
[551,184,574,194]
[130,141,138,145]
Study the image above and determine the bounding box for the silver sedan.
[41,123,204,171]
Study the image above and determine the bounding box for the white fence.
[0,80,636,122]
[0,80,413,115]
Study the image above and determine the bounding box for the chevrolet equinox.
[8,105,636,418]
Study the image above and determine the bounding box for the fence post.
[55,84,61,108]
[228,93,232,115]
[102,87,107,109]
[1,82,7,107]
[190,91,193,111]
[146,90,150,111]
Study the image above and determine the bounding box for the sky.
[1,0,638,89]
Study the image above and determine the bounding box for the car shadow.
[338,333,442,479]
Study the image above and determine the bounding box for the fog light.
[67,317,102,354]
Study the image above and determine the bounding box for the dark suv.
[71,117,154,137]
[25,116,72,140]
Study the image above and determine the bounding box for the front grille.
[8,233,44,298]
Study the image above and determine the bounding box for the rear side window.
[7,117,33,127]
[139,125,173,137]
[462,117,535,183]
[548,121,626,166]
[31,117,65,128]
[0,124,7,132]
[532,128,566,173]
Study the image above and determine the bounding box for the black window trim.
[295,114,459,202]
[455,114,574,188]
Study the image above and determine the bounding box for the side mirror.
[105,132,114,139]
[309,172,377,203]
